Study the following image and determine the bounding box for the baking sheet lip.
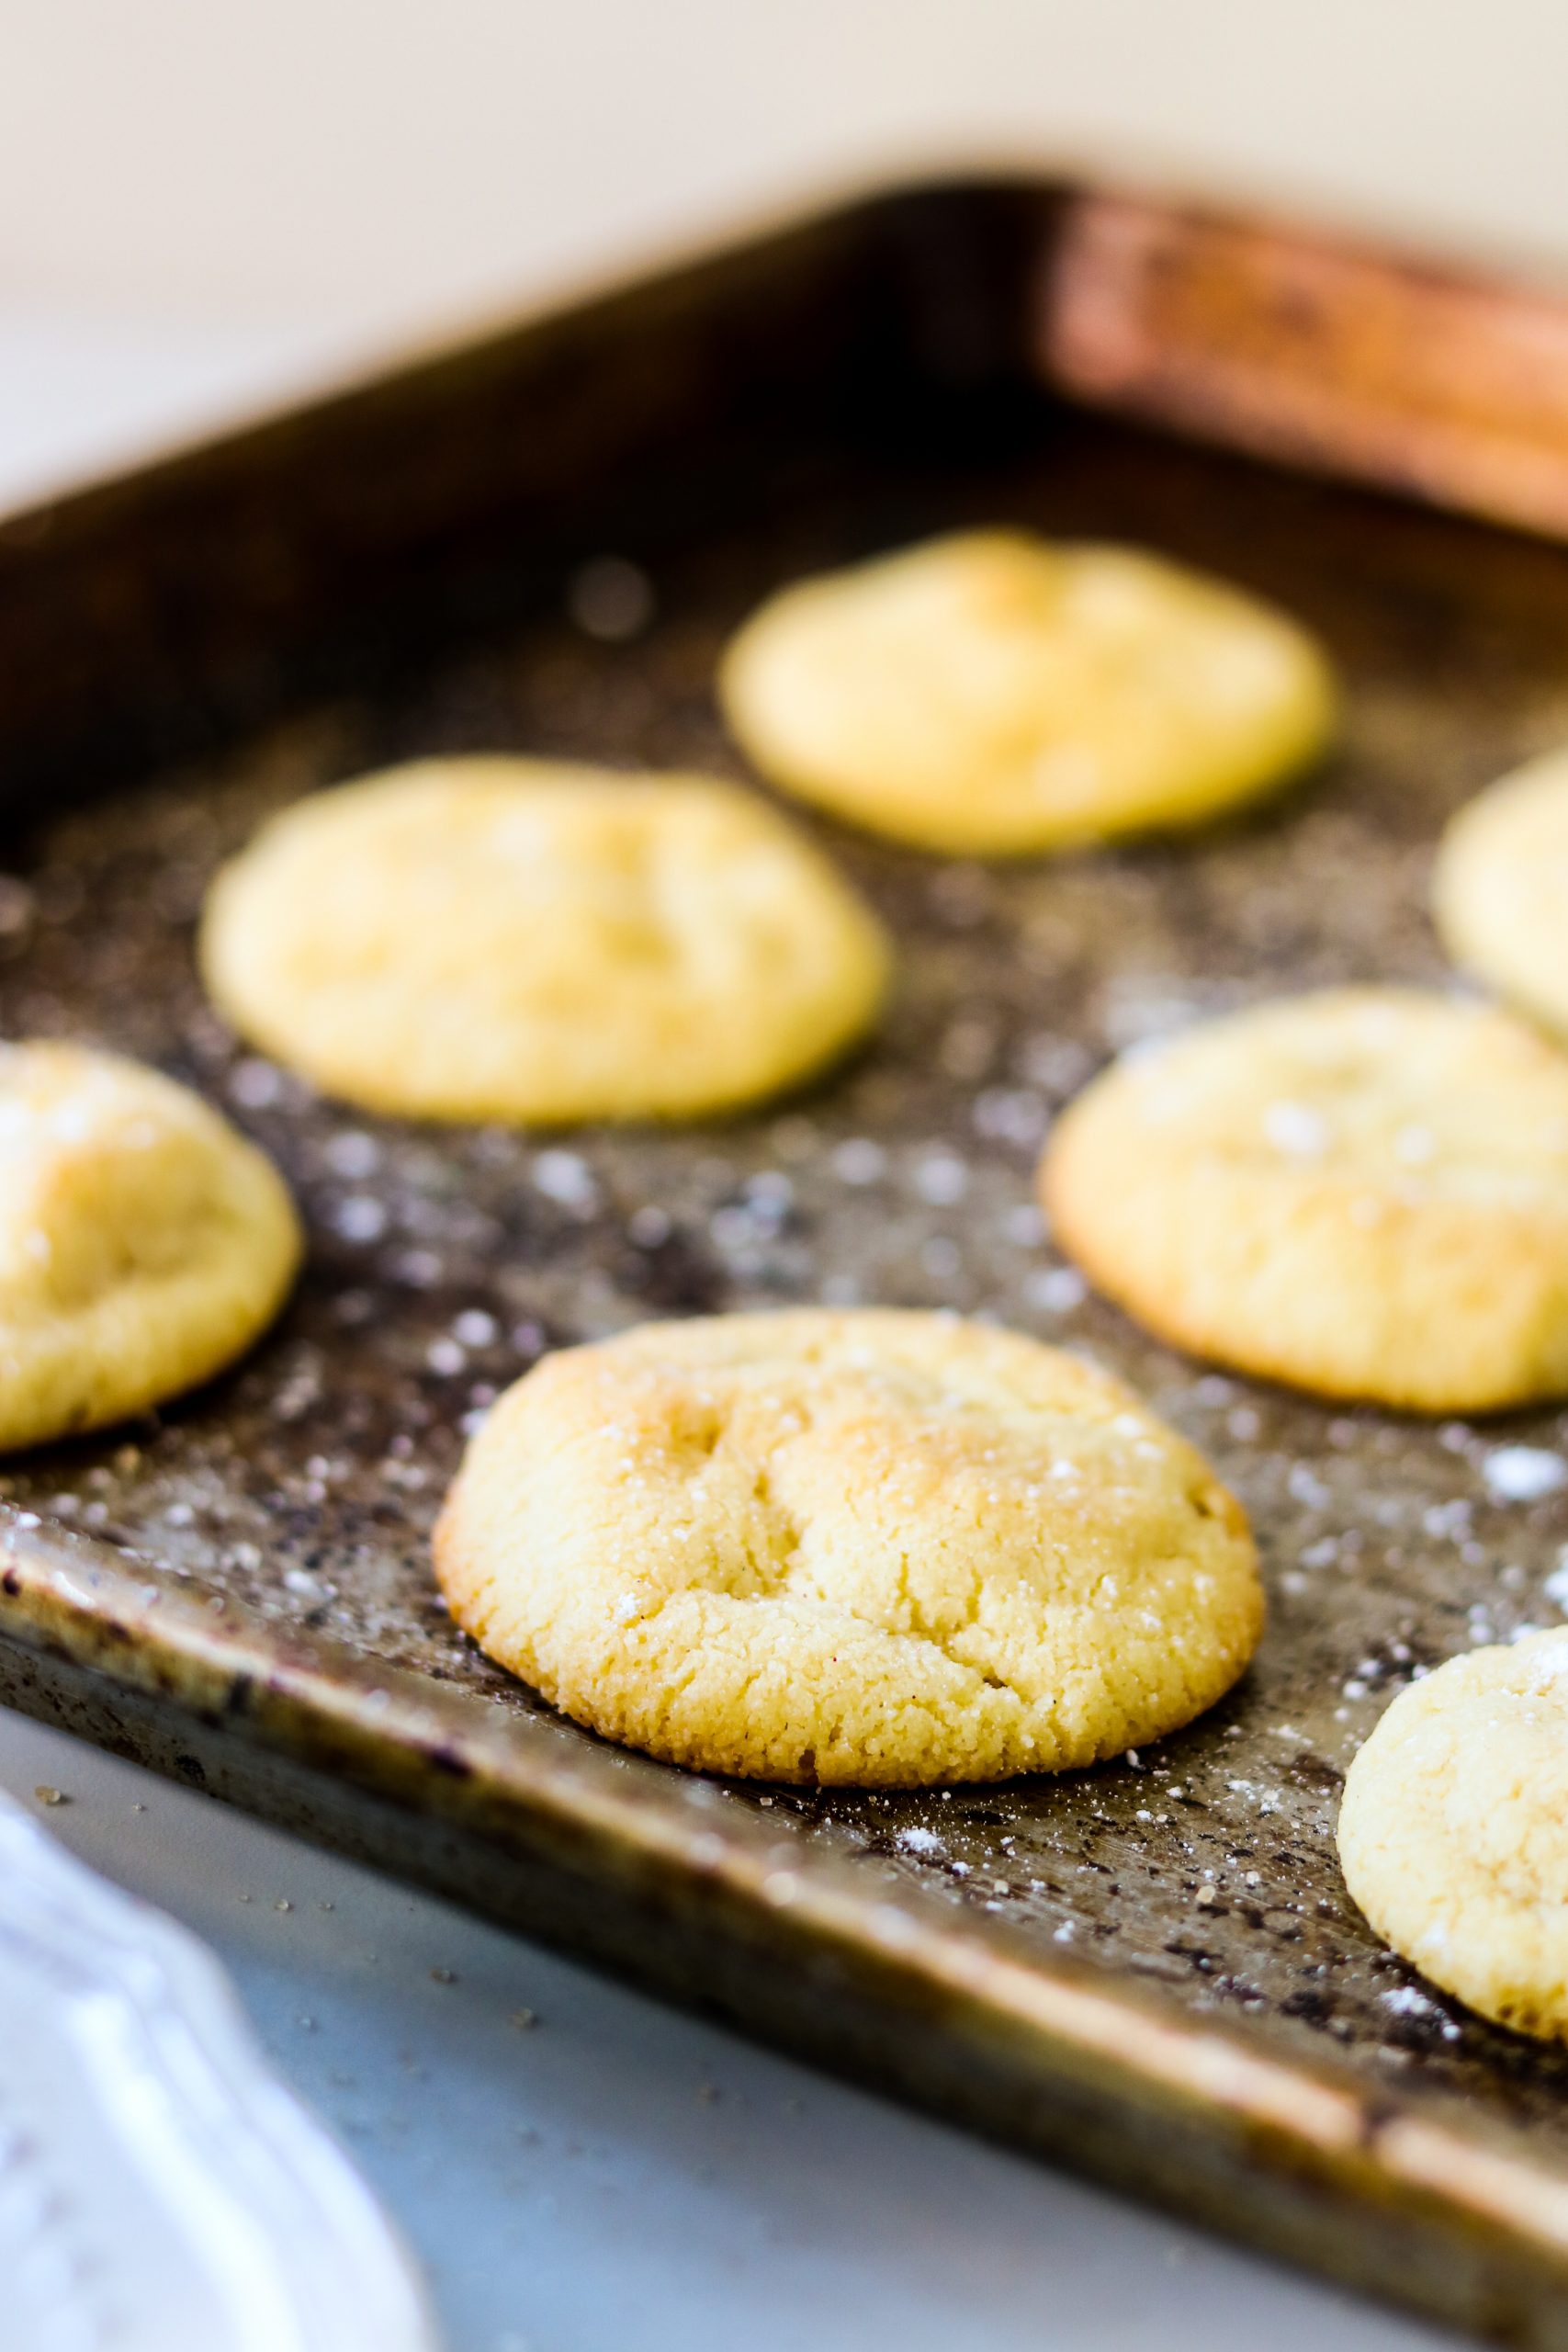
[6,155,1565,556]
[0,162,1042,545]
[5,1510,1568,2260]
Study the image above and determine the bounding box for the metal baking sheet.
[5,176,1568,2344]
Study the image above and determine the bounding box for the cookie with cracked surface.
[719,529,1337,856]
[0,1042,299,1453]
[1042,988,1568,1412]
[1434,745,1568,1041]
[433,1307,1261,1786]
[200,759,891,1125]
[1339,1631,1568,2040]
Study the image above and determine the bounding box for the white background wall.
[4,1,1568,415]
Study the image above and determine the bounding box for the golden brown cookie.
[719,530,1337,855]
[1434,745,1568,1040]
[0,1042,299,1451]
[434,1307,1262,1786]
[200,759,891,1124]
[1339,1632,1568,2040]
[1042,989,1568,1412]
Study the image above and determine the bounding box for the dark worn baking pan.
[6,175,1568,2342]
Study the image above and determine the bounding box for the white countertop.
[0,1709,1450,2352]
